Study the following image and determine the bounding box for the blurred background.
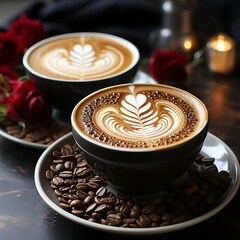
[1,0,240,59]
[0,0,33,23]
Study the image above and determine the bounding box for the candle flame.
[217,36,227,51]
[211,35,232,52]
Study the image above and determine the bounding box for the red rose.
[9,13,46,51]
[0,32,20,66]
[6,80,52,126]
[149,49,187,83]
[0,14,46,67]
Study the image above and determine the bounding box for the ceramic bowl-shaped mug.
[71,83,209,194]
[23,32,140,114]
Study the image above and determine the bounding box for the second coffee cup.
[23,32,140,113]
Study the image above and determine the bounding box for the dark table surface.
[0,63,240,240]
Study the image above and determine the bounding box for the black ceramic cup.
[23,32,140,114]
[71,83,209,194]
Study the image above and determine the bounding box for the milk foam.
[28,35,135,80]
[43,44,124,80]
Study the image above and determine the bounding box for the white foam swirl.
[94,88,186,145]
[42,44,125,80]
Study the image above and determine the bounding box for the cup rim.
[71,83,209,152]
[22,32,140,82]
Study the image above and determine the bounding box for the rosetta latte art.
[79,85,200,148]
[94,86,186,146]
[81,85,199,148]
[43,44,124,80]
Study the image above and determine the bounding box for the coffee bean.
[87,181,99,189]
[107,214,122,226]
[70,194,80,200]
[100,219,108,225]
[130,209,141,219]
[55,163,65,173]
[54,189,62,197]
[50,165,57,173]
[99,196,117,204]
[85,203,97,213]
[77,162,88,168]
[53,159,64,164]
[46,170,54,179]
[122,218,136,224]
[59,186,72,192]
[71,209,84,216]
[61,145,73,155]
[70,199,84,209]
[91,212,102,221]
[76,167,92,177]
[64,161,75,170]
[59,171,73,178]
[94,204,108,213]
[69,189,77,194]
[59,202,71,211]
[120,204,131,215]
[76,182,89,191]
[64,179,78,186]
[76,190,88,200]
[52,176,64,186]
[89,176,102,183]
[53,151,62,158]
[96,186,108,197]
[84,195,95,205]
[136,214,152,227]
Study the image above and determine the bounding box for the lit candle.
[207,33,236,74]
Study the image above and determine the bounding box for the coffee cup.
[23,32,140,113]
[71,83,209,194]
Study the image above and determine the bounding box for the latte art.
[77,85,203,149]
[28,35,135,80]
[95,93,186,144]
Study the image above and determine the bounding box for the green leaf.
[0,74,11,96]
[19,75,30,82]
[0,104,8,116]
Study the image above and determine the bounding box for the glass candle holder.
[207,33,236,74]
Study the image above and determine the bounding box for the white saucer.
[0,127,47,150]
[34,132,240,235]
[0,70,154,150]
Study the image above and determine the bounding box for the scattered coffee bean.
[0,117,70,145]
[107,213,122,226]
[45,145,232,228]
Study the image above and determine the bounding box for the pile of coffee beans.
[45,143,231,228]
[0,117,70,145]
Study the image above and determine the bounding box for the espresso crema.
[73,84,208,149]
[27,35,136,80]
